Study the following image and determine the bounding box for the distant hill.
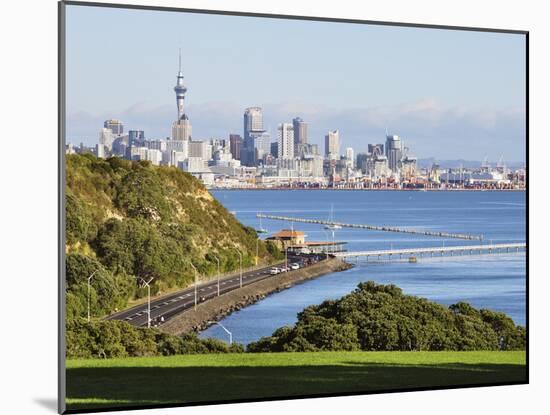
[418,157,526,170]
[65,154,278,320]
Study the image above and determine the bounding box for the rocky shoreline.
[159,257,353,336]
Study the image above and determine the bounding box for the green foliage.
[65,153,276,315]
[65,253,134,319]
[247,281,526,352]
[66,320,243,359]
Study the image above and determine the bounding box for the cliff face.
[65,154,275,318]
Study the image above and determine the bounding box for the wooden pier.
[257,213,483,241]
[333,242,526,260]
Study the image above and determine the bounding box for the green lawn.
[66,351,526,411]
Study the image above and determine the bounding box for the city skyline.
[66,5,526,162]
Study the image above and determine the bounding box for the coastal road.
[105,255,317,328]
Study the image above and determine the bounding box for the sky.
[65,4,526,162]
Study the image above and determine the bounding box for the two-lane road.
[105,255,318,327]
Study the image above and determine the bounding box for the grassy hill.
[66,350,527,410]
[65,154,280,320]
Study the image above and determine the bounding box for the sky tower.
[174,49,188,121]
[171,50,192,141]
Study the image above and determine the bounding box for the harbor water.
[200,190,526,345]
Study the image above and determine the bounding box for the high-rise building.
[368,144,384,158]
[104,119,124,135]
[172,50,192,140]
[128,130,145,146]
[99,128,114,152]
[345,147,355,168]
[277,123,294,160]
[270,142,278,158]
[292,117,308,156]
[254,132,271,163]
[385,135,403,172]
[229,134,242,160]
[242,107,266,166]
[325,130,340,160]
[244,107,264,138]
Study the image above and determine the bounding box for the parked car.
[270,267,281,275]
[290,263,300,270]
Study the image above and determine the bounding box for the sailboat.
[256,212,268,234]
[324,204,342,230]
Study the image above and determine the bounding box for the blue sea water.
[200,190,526,345]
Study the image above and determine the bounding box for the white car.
[290,263,300,270]
[270,267,281,275]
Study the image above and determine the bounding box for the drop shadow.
[34,398,57,413]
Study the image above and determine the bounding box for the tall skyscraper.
[229,134,242,160]
[277,123,294,160]
[242,107,266,166]
[172,50,192,141]
[104,119,123,135]
[244,107,264,138]
[385,135,403,172]
[292,117,308,156]
[325,130,340,160]
[345,147,355,168]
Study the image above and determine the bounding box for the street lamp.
[233,248,243,288]
[87,270,98,322]
[208,321,233,344]
[135,276,154,328]
[213,255,220,297]
[187,261,199,310]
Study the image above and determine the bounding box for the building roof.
[272,229,305,239]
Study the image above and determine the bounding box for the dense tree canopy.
[65,154,275,321]
[247,281,526,352]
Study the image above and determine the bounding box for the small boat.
[256,212,268,233]
[408,256,418,263]
[324,204,342,230]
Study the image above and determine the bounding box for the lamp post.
[233,248,243,288]
[213,255,220,297]
[189,262,199,310]
[255,239,259,266]
[285,245,288,270]
[87,270,98,322]
[135,276,154,328]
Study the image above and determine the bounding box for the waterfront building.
[325,130,340,160]
[103,119,124,135]
[229,134,242,160]
[277,123,295,160]
[266,229,306,250]
[292,117,308,156]
[400,156,418,180]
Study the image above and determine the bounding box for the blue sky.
[66,4,526,162]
